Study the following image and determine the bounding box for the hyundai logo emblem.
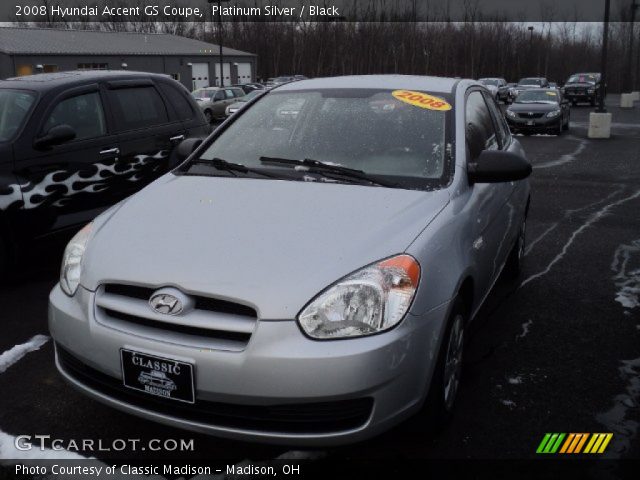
[149,293,183,315]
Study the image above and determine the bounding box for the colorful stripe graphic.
[536,433,613,454]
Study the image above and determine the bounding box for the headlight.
[60,223,93,296]
[546,110,561,118]
[298,255,420,339]
[506,110,517,118]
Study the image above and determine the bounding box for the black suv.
[0,70,209,270]
[562,73,603,106]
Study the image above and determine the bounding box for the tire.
[418,296,467,430]
[204,110,213,123]
[556,120,563,136]
[590,98,596,107]
[563,115,570,131]
[505,216,526,279]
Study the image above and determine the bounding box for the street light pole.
[626,0,638,91]
[217,0,224,87]
[597,0,611,113]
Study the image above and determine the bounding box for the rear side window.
[224,89,235,99]
[465,91,498,160]
[43,92,106,140]
[0,89,36,142]
[158,83,195,121]
[110,86,168,131]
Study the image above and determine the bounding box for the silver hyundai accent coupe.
[49,75,531,445]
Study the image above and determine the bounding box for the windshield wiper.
[188,158,280,178]
[259,156,398,187]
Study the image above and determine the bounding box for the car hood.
[82,175,450,319]
[509,102,558,113]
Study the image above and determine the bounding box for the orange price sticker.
[391,90,452,111]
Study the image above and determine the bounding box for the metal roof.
[0,27,255,57]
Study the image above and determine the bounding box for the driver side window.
[43,92,106,141]
[465,91,498,161]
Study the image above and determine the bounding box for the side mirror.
[34,124,76,149]
[176,138,203,162]
[468,150,532,183]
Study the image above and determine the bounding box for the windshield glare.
[198,89,449,188]
[0,89,36,142]
[518,78,542,86]
[515,90,559,104]
[480,79,499,86]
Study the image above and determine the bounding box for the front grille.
[56,345,373,434]
[95,283,257,351]
[518,112,544,119]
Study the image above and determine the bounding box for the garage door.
[236,63,252,83]
[214,63,231,86]
[191,63,209,90]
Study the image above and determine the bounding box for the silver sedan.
[49,75,531,445]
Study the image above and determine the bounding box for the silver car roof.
[275,75,462,94]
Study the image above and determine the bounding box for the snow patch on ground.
[533,137,587,169]
[521,189,640,288]
[500,399,517,409]
[596,356,640,458]
[517,319,533,339]
[0,335,49,374]
[611,239,640,311]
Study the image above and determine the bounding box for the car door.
[12,84,122,237]
[106,79,186,197]
[465,89,515,301]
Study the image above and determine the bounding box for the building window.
[16,65,33,76]
[43,64,58,73]
[77,63,108,70]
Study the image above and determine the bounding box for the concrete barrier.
[631,91,640,102]
[620,93,634,108]
[588,112,612,138]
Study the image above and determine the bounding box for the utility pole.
[207,0,228,87]
[597,0,611,113]
[528,26,534,74]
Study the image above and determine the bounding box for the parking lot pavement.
[0,98,638,464]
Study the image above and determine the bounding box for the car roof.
[0,70,172,91]
[274,75,461,94]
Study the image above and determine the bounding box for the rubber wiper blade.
[259,156,397,187]
[190,158,278,178]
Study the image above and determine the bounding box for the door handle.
[170,135,185,142]
[99,147,120,155]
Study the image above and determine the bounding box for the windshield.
[192,89,216,100]
[196,88,451,190]
[515,90,559,104]
[518,78,543,86]
[567,74,597,84]
[480,79,499,86]
[0,89,36,142]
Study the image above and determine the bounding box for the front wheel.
[418,296,467,429]
[204,110,213,123]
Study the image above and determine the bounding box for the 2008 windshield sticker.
[392,90,452,111]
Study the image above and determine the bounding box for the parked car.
[50,75,531,445]
[562,72,602,106]
[265,76,296,88]
[509,77,550,102]
[224,89,266,116]
[0,70,208,271]
[232,83,265,94]
[505,88,570,135]
[478,78,509,102]
[195,87,246,122]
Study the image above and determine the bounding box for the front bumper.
[564,91,596,102]
[49,284,450,445]
[506,115,561,132]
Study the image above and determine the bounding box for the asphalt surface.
[1,96,639,465]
